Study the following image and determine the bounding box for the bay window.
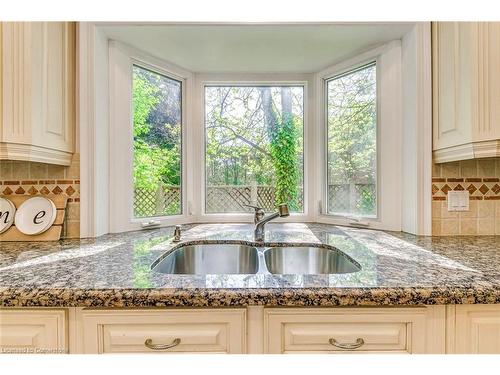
[107,40,403,233]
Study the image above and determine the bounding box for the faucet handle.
[244,204,264,212]
[244,204,265,224]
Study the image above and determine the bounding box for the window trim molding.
[79,22,432,237]
[108,40,193,232]
[315,41,403,231]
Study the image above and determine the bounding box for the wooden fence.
[134,183,375,217]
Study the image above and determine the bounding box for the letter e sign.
[14,197,57,235]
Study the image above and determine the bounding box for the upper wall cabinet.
[0,22,76,166]
[433,22,500,163]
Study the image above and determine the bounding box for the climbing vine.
[269,116,300,211]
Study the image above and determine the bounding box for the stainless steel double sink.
[151,243,361,275]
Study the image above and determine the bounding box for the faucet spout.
[253,204,289,242]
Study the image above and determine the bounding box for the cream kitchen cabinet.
[448,305,500,354]
[432,22,500,163]
[4,305,500,354]
[75,308,247,354]
[0,22,76,166]
[0,309,68,354]
[264,307,446,354]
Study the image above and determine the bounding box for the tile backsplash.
[432,158,500,236]
[0,154,80,238]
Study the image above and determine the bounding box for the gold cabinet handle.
[144,338,181,350]
[329,338,365,350]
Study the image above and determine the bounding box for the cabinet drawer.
[283,322,407,352]
[80,309,246,354]
[265,307,433,354]
[0,309,67,354]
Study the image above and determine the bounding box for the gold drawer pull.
[144,338,181,350]
[329,338,365,350]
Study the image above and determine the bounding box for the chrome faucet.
[244,204,265,224]
[252,204,289,242]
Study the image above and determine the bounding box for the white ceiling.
[100,23,415,73]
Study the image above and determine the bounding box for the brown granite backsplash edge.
[1,286,499,308]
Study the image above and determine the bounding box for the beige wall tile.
[496,158,500,176]
[0,161,13,179]
[441,162,460,177]
[11,161,29,179]
[29,162,48,179]
[65,153,80,179]
[477,159,497,177]
[496,219,500,235]
[478,218,495,235]
[460,219,477,235]
[48,164,66,179]
[440,219,459,235]
[65,221,80,239]
[478,200,495,218]
[496,201,500,218]
[441,202,459,218]
[432,201,442,218]
[459,200,477,218]
[460,160,477,177]
[432,163,441,178]
[432,220,441,235]
[66,203,80,221]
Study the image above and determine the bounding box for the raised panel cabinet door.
[78,308,247,354]
[264,307,445,354]
[0,22,75,165]
[432,22,476,152]
[455,305,500,354]
[0,309,68,354]
[0,22,32,145]
[476,22,500,141]
[30,22,75,153]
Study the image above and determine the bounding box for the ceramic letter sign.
[14,197,57,235]
[0,197,16,234]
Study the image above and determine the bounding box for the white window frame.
[191,74,316,223]
[315,41,403,231]
[108,41,193,232]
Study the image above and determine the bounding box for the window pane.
[205,86,304,213]
[327,63,377,217]
[132,65,182,218]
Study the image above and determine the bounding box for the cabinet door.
[0,23,32,145]
[476,22,500,143]
[432,22,477,152]
[0,309,67,354]
[264,307,445,354]
[79,309,246,354]
[0,22,75,165]
[455,305,500,354]
[31,22,75,153]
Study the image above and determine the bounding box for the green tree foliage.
[132,67,181,191]
[205,86,304,212]
[327,64,377,215]
[327,65,376,184]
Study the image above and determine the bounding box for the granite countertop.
[0,223,499,307]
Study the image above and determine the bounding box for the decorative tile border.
[432,177,500,201]
[0,179,80,202]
